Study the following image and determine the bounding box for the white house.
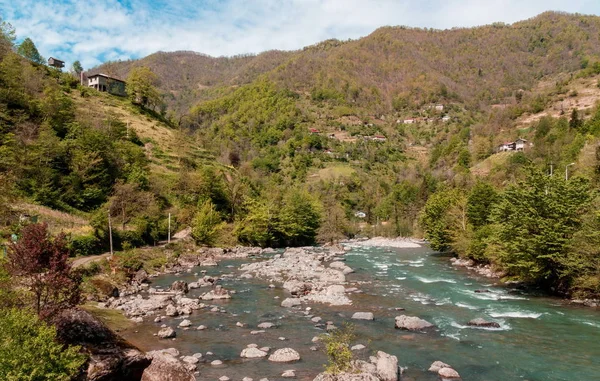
[403,119,415,124]
[515,138,528,151]
[354,211,366,218]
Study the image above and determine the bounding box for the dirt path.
[71,253,112,268]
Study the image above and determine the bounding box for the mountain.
[93,12,600,115]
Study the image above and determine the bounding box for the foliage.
[17,38,44,65]
[0,308,86,381]
[466,181,498,228]
[320,323,356,374]
[490,168,594,290]
[67,234,100,257]
[191,200,225,246]
[5,223,82,320]
[126,66,161,109]
[419,189,464,252]
[71,60,83,75]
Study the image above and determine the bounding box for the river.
[119,245,600,381]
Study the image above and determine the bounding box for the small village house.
[496,138,530,153]
[309,128,321,134]
[87,73,126,96]
[47,57,64,69]
[515,138,528,151]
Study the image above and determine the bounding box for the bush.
[0,308,86,381]
[68,234,100,257]
[320,324,355,374]
[191,200,225,246]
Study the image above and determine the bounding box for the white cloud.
[0,0,598,69]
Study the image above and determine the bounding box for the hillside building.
[47,57,64,69]
[87,73,126,96]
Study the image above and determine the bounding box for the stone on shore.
[375,350,398,381]
[268,348,301,362]
[352,312,374,320]
[282,369,296,378]
[313,372,379,381]
[467,318,500,328]
[351,344,366,351]
[165,304,178,317]
[157,327,176,339]
[394,315,434,331]
[178,319,192,328]
[257,322,275,329]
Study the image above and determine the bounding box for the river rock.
[179,319,192,328]
[211,360,223,366]
[258,322,275,329]
[351,344,366,351]
[467,318,500,328]
[182,356,199,365]
[133,269,149,284]
[374,351,398,381]
[352,312,374,320]
[201,285,231,300]
[141,353,195,381]
[428,361,451,373]
[171,280,189,294]
[394,315,434,330]
[268,348,301,362]
[281,298,302,308]
[165,304,178,317]
[282,369,296,378]
[219,376,230,381]
[283,280,312,295]
[241,347,269,358]
[157,327,176,339]
[319,269,346,283]
[313,372,379,381]
[438,367,461,379]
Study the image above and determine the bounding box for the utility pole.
[108,210,114,258]
[168,213,171,244]
[565,163,575,181]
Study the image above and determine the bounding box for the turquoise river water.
[121,245,600,381]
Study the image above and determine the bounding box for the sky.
[1,0,600,69]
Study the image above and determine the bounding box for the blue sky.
[1,0,599,70]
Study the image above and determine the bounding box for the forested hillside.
[3,11,600,299]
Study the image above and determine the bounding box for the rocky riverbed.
[88,243,600,381]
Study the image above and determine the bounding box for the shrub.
[191,200,225,246]
[68,234,100,257]
[0,308,86,381]
[320,323,355,374]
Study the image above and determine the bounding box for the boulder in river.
[268,348,301,362]
[281,298,302,308]
[283,279,312,295]
[141,353,195,381]
[352,312,374,320]
[257,322,275,329]
[171,280,189,294]
[438,367,461,379]
[467,318,500,328]
[157,327,176,339]
[165,304,178,317]
[241,347,269,358]
[313,372,379,381]
[201,285,231,300]
[394,315,434,331]
[428,361,451,373]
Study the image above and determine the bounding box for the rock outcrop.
[53,308,151,381]
[352,312,374,320]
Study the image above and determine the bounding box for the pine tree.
[17,37,44,65]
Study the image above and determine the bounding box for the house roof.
[88,73,126,83]
[48,57,64,63]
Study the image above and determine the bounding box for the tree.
[317,197,351,243]
[419,188,464,252]
[491,168,594,290]
[319,323,355,374]
[0,17,16,54]
[0,308,86,381]
[17,37,45,65]
[191,200,225,246]
[466,181,498,228]
[71,60,83,76]
[5,223,82,320]
[275,189,322,247]
[126,66,160,109]
[569,108,582,129]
